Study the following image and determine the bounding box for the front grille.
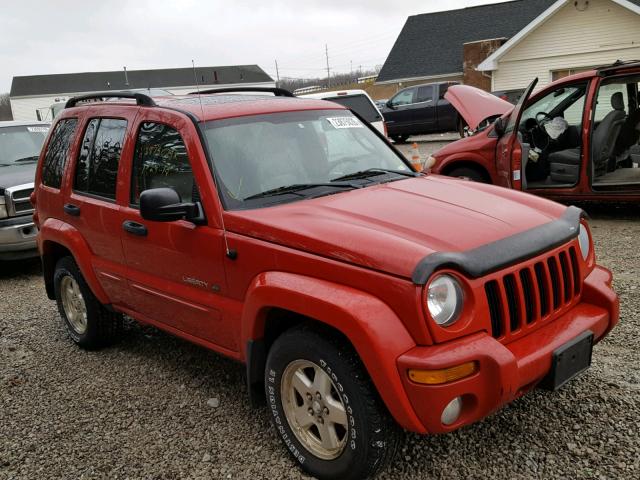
[4,183,34,217]
[486,245,582,341]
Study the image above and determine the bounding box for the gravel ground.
[1,205,639,480]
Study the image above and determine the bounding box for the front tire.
[265,326,400,480]
[447,166,488,183]
[53,256,122,349]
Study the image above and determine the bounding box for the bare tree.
[0,93,12,121]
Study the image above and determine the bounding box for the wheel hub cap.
[281,359,349,460]
[60,275,87,335]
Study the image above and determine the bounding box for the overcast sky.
[1,0,498,93]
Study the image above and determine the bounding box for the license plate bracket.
[540,330,593,391]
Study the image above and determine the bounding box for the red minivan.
[430,61,640,203]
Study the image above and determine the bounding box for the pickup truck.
[380,81,462,143]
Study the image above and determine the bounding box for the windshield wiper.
[244,182,361,201]
[331,168,420,182]
[13,155,40,163]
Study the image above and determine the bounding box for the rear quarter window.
[324,95,382,123]
[41,119,77,189]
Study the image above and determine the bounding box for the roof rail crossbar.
[188,87,295,97]
[597,59,640,76]
[65,92,156,108]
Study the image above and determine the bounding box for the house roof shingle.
[10,65,273,97]
[377,0,558,83]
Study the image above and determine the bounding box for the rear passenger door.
[64,112,133,305]
[119,113,232,351]
[414,85,436,129]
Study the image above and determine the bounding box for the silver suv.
[0,121,50,260]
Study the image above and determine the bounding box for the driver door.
[495,78,538,189]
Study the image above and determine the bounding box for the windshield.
[0,125,49,166]
[323,95,382,123]
[203,109,411,209]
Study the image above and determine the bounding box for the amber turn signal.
[408,361,478,385]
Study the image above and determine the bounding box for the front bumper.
[397,265,618,434]
[0,215,39,260]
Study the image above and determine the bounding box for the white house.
[478,0,640,90]
[9,65,275,121]
[377,0,640,93]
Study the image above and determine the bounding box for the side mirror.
[140,187,204,224]
[493,117,506,137]
[386,100,396,110]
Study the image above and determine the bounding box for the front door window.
[518,83,588,188]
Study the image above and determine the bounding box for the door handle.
[63,203,81,216]
[122,220,147,237]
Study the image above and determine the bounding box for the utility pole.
[274,60,280,87]
[350,60,353,81]
[325,44,331,88]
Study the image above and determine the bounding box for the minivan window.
[131,122,195,204]
[74,118,127,200]
[323,95,382,123]
[0,124,49,167]
[41,120,74,188]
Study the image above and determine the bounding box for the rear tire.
[447,166,488,183]
[53,256,122,349]
[265,325,400,480]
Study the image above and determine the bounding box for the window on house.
[131,122,195,205]
[74,118,127,200]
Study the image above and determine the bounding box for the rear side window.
[41,119,76,188]
[416,85,434,103]
[131,122,195,205]
[74,118,127,200]
[325,95,382,123]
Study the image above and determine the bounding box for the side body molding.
[241,271,425,433]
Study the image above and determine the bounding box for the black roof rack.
[188,87,295,97]
[597,59,640,76]
[65,92,156,108]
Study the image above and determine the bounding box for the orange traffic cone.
[410,142,422,171]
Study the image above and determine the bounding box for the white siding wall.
[10,81,276,121]
[492,0,640,90]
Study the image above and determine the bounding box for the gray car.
[0,121,50,260]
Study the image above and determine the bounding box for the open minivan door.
[495,78,538,189]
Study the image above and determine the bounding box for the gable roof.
[376,0,557,83]
[478,0,640,71]
[10,65,273,97]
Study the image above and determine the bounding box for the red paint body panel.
[432,65,640,202]
[33,91,619,436]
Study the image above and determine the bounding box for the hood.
[0,162,37,191]
[445,85,512,130]
[226,176,567,280]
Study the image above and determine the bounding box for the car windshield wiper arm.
[331,168,420,182]
[13,155,40,163]
[243,182,361,201]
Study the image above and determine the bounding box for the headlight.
[578,223,590,260]
[427,275,464,326]
[424,155,437,169]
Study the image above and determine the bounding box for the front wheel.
[447,166,488,183]
[265,326,400,480]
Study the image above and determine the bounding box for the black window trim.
[41,118,78,190]
[128,120,198,209]
[72,116,128,203]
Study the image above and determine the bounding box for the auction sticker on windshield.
[27,126,49,133]
[326,117,364,129]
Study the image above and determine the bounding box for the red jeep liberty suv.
[33,88,618,480]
